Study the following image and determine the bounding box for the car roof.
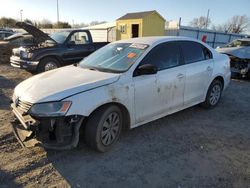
[113,36,202,46]
[236,38,250,42]
[0,31,14,34]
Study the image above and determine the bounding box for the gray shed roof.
[117,10,164,21]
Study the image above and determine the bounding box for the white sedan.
[11,36,231,152]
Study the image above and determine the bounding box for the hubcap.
[44,62,58,71]
[101,112,120,146]
[209,84,221,105]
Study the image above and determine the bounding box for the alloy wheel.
[209,84,221,105]
[44,62,58,71]
[101,112,120,146]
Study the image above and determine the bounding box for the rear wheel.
[85,105,123,152]
[201,79,223,108]
[38,57,60,73]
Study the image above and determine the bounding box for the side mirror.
[135,64,158,76]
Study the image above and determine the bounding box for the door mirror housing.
[135,64,158,76]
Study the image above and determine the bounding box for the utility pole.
[20,9,23,22]
[57,0,59,24]
[205,9,210,29]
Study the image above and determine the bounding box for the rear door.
[63,31,95,64]
[179,41,213,105]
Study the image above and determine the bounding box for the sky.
[0,0,250,26]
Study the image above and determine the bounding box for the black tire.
[37,57,60,73]
[201,79,223,109]
[85,105,123,152]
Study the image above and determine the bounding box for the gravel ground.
[0,63,250,188]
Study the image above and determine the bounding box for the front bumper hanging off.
[11,103,84,150]
[10,55,39,71]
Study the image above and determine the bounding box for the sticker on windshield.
[127,52,137,58]
[130,43,148,50]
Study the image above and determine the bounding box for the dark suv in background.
[10,22,109,73]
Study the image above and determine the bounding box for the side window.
[69,31,89,45]
[180,41,205,64]
[203,46,213,60]
[140,42,181,71]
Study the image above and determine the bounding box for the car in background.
[4,32,37,47]
[216,38,250,78]
[11,36,231,152]
[10,22,109,73]
[0,30,14,40]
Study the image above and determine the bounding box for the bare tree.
[189,16,211,29]
[38,19,53,28]
[0,17,16,27]
[213,15,250,33]
[89,21,107,26]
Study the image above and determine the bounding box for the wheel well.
[40,56,62,65]
[213,76,224,89]
[87,102,131,130]
[37,56,62,72]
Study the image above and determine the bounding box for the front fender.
[65,83,134,123]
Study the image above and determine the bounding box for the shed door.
[131,24,139,38]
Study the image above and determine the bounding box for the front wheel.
[85,105,123,152]
[201,80,223,108]
[37,57,60,73]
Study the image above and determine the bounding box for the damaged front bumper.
[229,56,250,77]
[11,103,84,150]
[10,55,39,71]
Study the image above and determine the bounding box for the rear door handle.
[177,73,184,79]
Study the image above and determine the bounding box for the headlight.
[27,52,33,58]
[20,51,33,59]
[29,101,72,117]
[20,51,28,58]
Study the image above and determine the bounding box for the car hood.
[216,46,250,59]
[14,65,120,103]
[16,22,55,44]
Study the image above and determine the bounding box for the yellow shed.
[116,10,166,40]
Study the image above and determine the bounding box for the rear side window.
[203,46,213,60]
[180,41,207,64]
[140,42,182,71]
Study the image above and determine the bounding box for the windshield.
[50,31,71,44]
[79,43,148,73]
[226,40,250,47]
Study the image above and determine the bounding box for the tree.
[53,21,71,28]
[89,21,107,26]
[189,16,211,29]
[213,15,249,34]
[0,17,16,27]
[38,19,53,28]
[73,22,89,28]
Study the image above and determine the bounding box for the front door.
[131,24,139,38]
[133,42,185,124]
